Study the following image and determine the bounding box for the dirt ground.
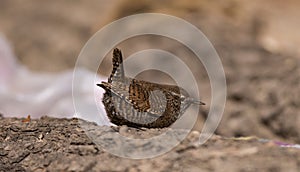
[0,0,300,171]
[1,116,300,172]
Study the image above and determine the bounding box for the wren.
[97,48,205,128]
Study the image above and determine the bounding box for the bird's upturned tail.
[108,48,125,83]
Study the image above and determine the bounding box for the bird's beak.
[188,98,205,105]
[193,100,206,105]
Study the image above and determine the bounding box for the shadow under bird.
[97,48,205,128]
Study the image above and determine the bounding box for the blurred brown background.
[0,0,299,143]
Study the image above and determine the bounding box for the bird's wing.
[97,81,151,112]
[98,81,162,120]
[128,81,151,112]
[128,80,169,116]
[98,80,167,117]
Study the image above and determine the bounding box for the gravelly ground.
[0,116,299,172]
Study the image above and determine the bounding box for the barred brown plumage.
[97,48,205,128]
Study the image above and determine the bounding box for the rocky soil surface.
[0,116,299,172]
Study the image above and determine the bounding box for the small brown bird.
[97,48,205,128]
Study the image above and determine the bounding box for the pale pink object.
[0,34,110,125]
